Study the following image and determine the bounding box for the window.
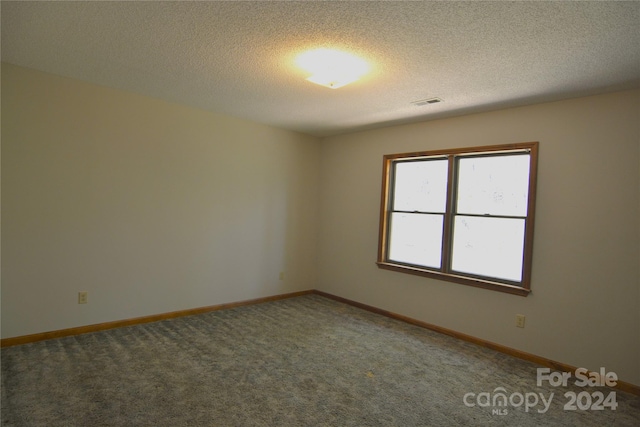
[377,142,538,296]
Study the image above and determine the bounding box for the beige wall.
[1,63,321,338]
[3,62,639,387]
[318,90,640,386]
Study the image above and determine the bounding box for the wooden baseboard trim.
[312,290,640,396]
[0,290,314,348]
[3,288,638,396]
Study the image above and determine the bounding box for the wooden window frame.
[376,142,539,296]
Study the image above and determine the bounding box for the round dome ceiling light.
[295,48,370,89]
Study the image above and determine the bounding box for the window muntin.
[377,142,538,296]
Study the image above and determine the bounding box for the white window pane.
[388,213,443,268]
[451,216,525,282]
[456,154,530,217]
[393,159,448,213]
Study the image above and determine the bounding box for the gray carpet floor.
[2,294,639,426]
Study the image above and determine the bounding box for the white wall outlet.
[78,291,88,304]
[279,271,285,280]
[516,314,525,328]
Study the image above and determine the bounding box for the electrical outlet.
[78,291,88,304]
[279,271,285,280]
[516,314,525,328]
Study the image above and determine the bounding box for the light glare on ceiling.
[296,48,370,89]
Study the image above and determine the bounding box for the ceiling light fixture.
[296,48,370,89]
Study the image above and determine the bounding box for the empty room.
[1,1,639,426]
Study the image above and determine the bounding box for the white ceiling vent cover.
[411,97,444,106]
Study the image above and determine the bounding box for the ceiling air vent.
[411,97,443,106]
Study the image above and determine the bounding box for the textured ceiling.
[2,1,639,137]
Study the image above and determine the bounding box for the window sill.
[376,261,531,296]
